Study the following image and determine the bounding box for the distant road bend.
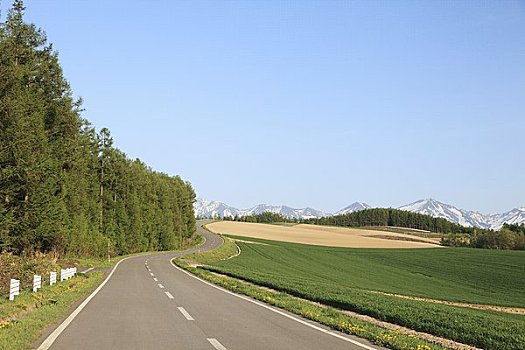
[37,222,383,350]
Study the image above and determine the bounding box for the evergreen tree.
[0,1,196,257]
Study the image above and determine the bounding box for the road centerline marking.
[153,277,158,282]
[165,291,174,299]
[207,338,227,350]
[150,272,154,276]
[177,306,194,321]
[158,283,165,289]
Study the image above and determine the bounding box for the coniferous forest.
[0,1,196,257]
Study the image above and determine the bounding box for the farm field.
[205,236,525,349]
[206,221,440,248]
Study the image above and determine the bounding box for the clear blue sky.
[3,0,524,214]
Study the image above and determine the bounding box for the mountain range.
[194,198,525,230]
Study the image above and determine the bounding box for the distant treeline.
[222,212,293,224]
[0,1,195,257]
[218,209,525,250]
[442,223,525,250]
[304,208,473,234]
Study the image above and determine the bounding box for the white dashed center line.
[165,291,174,299]
[150,273,154,276]
[207,338,227,350]
[153,278,158,282]
[177,307,194,321]
[158,284,165,289]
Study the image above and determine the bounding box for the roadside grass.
[182,235,237,264]
[192,233,205,248]
[0,272,103,350]
[200,236,525,350]
[174,260,444,350]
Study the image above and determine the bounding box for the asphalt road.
[38,222,383,350]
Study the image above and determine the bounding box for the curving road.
[37,222,383,350]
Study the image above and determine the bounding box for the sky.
[2,0,524,214]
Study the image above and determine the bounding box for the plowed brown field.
[206,222,441,248]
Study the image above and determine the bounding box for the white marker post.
[9,279,20,301]
[33,275,42,292]
[50,271,57,286]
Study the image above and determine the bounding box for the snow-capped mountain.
[488,207,525,230]
[193,199,241,219]
[240,204,326,219]
[397,198,525,230]
[334,202,372,215]
[195,198,525,230]
[193,198,327,220]
[398,198,491,228]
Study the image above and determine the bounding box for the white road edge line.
[177,306,194,321]
[158,283,165,289]
[207,338,227,350]
[81,267,94,274]
[37,256,137,350]
[171,260,376,350]
[165,291,174,299]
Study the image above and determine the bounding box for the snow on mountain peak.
[334,202,372,215]
[194,198,525,230]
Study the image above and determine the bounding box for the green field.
[205,236,525,350]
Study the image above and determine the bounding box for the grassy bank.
[201,236,524,350]
[0,272,103,350]
[183,235,237,264]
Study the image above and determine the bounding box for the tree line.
[304,208,473,233]
[442,223,525,250]
[0,1,195,257]
[222,212,293,224]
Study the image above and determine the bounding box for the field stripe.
[170,260,377,350]
[207,338,227,350]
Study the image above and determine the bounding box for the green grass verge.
[183,235,238,264]
[205,237,525,350]
[0,272,104,350]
